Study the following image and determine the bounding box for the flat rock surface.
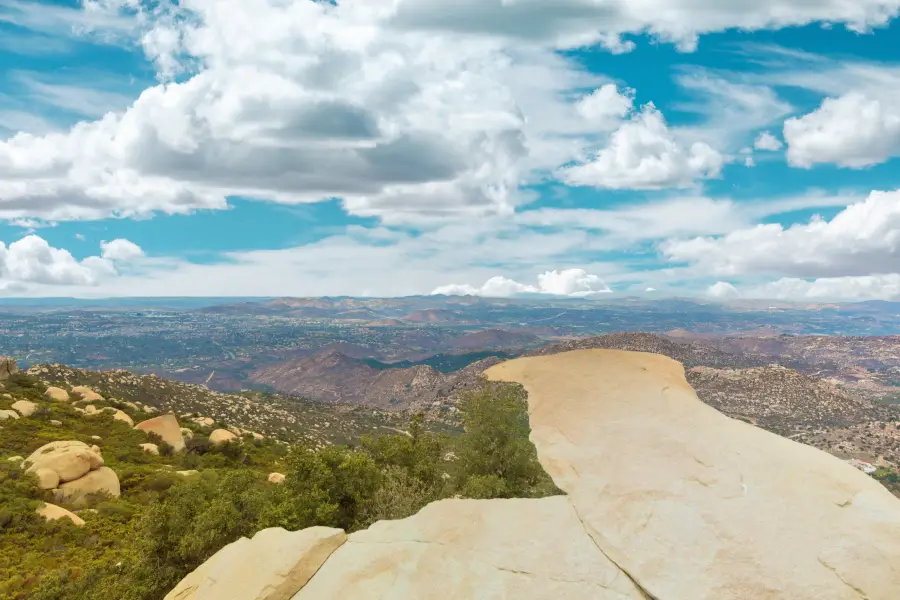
[485,349,900,600]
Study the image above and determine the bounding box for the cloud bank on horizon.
[0,0,900,300]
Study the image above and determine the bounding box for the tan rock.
[0,356,18,379]
[267,472,285,484]
[295,497,644,600]
[34,467,60,490]
[193,417,215,427]
[0,409,19,420]
[176,470,200,477]
[113,410,134,426]
[45,387,70,402]
[165,527,346,600]
[71,386,103,402]
[37,503,84,527]
[140,443,160,455]
[25,441,104,482]
[136,414,185,452]
[180,427,194,441]
[57,466,120,507]
[11,400,37,417]
[209,429,238,446]
[7,456,23,463]
[484,349,900,600]
[84,405,98,415]
[253,432,265,440]
[49,419,62,426]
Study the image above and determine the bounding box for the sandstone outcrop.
[34,468,60,490]
[140,443,160,455]
[267,472,286,484]
[136,414,185,452]
[113,410,134,426]
[164,527,346,600]
[45,386,69,402]
[209,429,238,446]
[0,409,19,420]
[36,503,84,526]
[11,400,37,417]
[168,350,900,600]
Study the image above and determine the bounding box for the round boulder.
[84,405,98,415]
[140,443,160,455]
[34,467,60,490]
[209,429,238,446]
[45,387,70,402]
[37,503,84,527]
[0,409,19,420]
[135,414,185,453]
[57,466,120,507]
[25,440,104,483]
[112,410,134,426]
[71,386,103,402]
[11,400,37,417]
[180,427,194,441]
[267,472,286,484]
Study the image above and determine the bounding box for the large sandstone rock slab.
[24,441,104,483]
[136,414,185,452]
[57,466,121,507]
[294,497,645,600]
[45,387,70,402]
[166,527,346,600]
[209,429,238,446]
[0,356,18,379]
[484,349,900,600]
[71,385,103,402]
[11,400,37,417]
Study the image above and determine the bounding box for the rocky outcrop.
[113,410,134,426]
[45,386,70,402]
[71,385,103,402]
[0,356,18,379]
[36,503,84,526]
[169,350,900,600]
[11,400,37,417]
[140,443,160,455]
[0,409,19,420]
[24,441,120,507]
[209,429,238,446]
[267,472,286,484]
[136,414,186,452]
[24,441,104,482]
[57,466,121,507]
[164,527,346,600]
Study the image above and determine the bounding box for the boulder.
[180,427,194,441]
[253,432,265,440]
[176,470,200,477]
[49,419,62,426]
[113,410,134,426]
[140,443,160,455]
[136,414,185,452]
[11,400,37,417]
[57,466,120,507]
[0,356,18,380]
[193,417,215,427]
[0,409,19,420]
[84,405,98,415]
[209,429,238,446]
[71,386,103,402]
[45,387,70,402]
[165,527,346,600]
[34,467,60,490]
[7,456,23,463]
[267,472,285,484]
[25,440,104,483]
[37,503,84,527]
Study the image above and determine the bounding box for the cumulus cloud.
[660,190,900,279]
[432,268,611,298]
[706,281,739,298]
[754,131,783,151]
[0,234,143,289]
[558,104,724,190]
[784,92,900,168]
[575,84,634,130]
[750,274,900,301]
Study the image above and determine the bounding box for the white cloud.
[101,238,145,261]
[432,268,611,298]
[575,84,633,130]
[784,92,900,168]
[749,274,900,301]
[0,234,141,288]
[558,104,724,190]
[706,281,739,298]
[754,131,783,151]
[661,190,900,279]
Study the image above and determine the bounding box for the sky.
[1,1,900,300]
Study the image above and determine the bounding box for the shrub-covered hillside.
[0,368,557,600]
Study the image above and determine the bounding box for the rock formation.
[209,429,238,446]
[168,350,900,600]
[36,503,84,527]
[71,385,103,402]
[0,356,18,380]
[135,414,186,452]
[23,441,120,506]
[11,400,36,417]
[45,386,69,402]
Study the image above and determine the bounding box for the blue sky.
[1,1,900,299]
